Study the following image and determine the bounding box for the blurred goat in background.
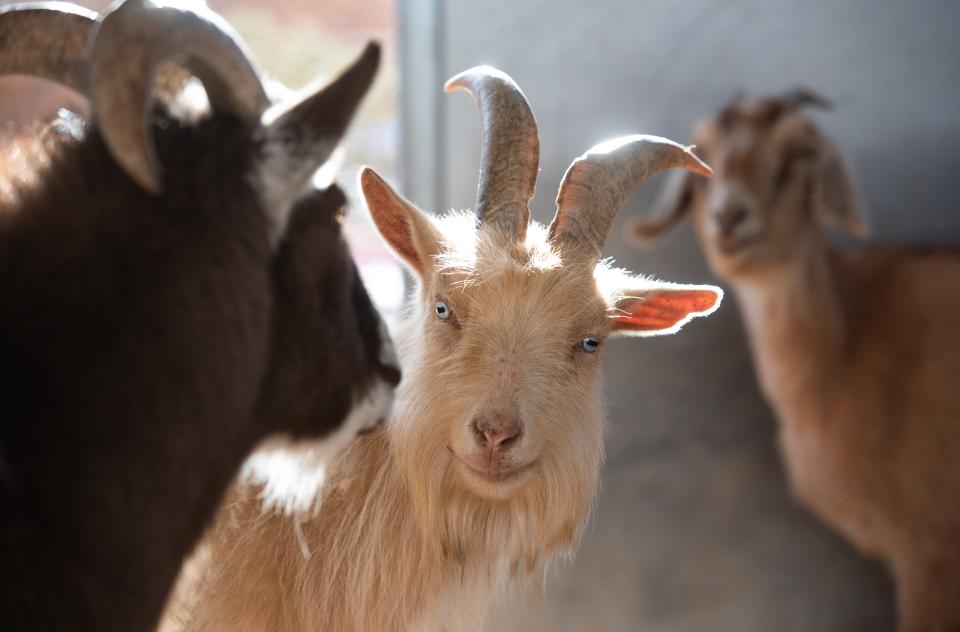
[629,90,960,632]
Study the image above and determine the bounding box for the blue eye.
[581,337,600,352]
[435,300,451,320]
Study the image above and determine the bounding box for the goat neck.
[732,230,847,420]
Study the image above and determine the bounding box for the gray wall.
[400,1,960,630]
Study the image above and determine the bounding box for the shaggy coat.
[163,64,723,632]
[164,166,722,631]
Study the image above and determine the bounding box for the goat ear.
[625,169,696,248]
[812,140,869,238]
[610,282,723,337]
[360,167,442,278]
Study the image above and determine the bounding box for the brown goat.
[0,2,398,631]
[161,66,723,632]
[629,90,960,632]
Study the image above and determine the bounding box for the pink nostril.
[472,414,522,450]
[483,428,516,447]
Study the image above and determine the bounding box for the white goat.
[163,67,723,632]
[630,90,960,632]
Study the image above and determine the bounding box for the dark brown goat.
[0,2,399,631]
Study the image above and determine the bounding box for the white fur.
[242,376,395,514]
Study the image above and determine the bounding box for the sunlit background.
[0,0,406,317]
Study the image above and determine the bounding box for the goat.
[0,2,399,631]
[161,66,724,632]
[629,90,960,632]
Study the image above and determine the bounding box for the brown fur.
[633,92,960,632]
[0,100,395,631]
[162,154,722,630]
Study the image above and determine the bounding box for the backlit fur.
[164,210,713,631]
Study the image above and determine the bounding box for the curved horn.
[626,168,696,247]
[88,0,269,194]
[0,2,97,93]
[444,66,539,242]
[258,42,380,206]
[549,135,711,259]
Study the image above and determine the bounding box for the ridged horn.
[0,2,97,94]
[549,135,711,259]
[88,0,269,194]
[445,66,539,243]
[259,42,380,204]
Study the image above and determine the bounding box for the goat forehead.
[706,115,809,182]
[707,138,758,182]
[459,267,607,337]
[434,219,609,332]
[769,116,819,148]
[720,109,812,147]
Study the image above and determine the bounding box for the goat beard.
[393,422,600,581]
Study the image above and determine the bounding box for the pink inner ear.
[615,290,719,331]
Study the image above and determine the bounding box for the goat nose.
[472,414,522,450]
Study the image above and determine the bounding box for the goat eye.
[581,337,600,353]
[435,300,452,320]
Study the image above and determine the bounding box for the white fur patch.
[166,77,211,122]
[242,377,395,513]
[333,375,395,451]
